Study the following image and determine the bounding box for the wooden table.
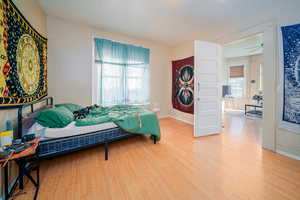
[0,138,40,200]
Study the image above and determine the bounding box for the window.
[228,65,245,98]
[94,38,150,106]
[228,77,245,98]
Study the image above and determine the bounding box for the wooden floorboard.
[15,114,300,200]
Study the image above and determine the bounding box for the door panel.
[199,87,218,96]
[194,41,222,137]
[198,101,218,110]
[198,60,218,74]
[198,74,218,82]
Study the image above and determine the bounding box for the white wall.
[47,17,171,117]
[248,55,263,98]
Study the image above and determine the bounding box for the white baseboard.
[276,150,300,161]
[158,115,170,119]
[169,116,194,125]
[158,114,194,125]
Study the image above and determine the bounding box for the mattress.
[37,127,135,158]
[26,121,135,158]
[27,121,118,140]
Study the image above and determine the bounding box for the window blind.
[230,65,244,78]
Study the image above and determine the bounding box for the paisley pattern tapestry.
[0,0,47,107]
[280,24,300,132]
[172,56,194,114]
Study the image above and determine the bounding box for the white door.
[194,41,222,137]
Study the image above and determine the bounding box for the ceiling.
[37,0,298,47]
[224,34,263,58]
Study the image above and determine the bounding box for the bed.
[18,97,158,160]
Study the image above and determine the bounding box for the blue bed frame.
[17,97,157,160]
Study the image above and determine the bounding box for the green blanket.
[75,105,161,141]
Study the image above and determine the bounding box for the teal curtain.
[94,38,150,106]
[94,38,150,65]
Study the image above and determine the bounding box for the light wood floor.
[16,114,300,200]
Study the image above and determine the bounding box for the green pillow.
[55,103,82,112]
[35,107,74,128]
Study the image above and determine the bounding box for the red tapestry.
[172,56,194,114]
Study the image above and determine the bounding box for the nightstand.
[0,138,40,200]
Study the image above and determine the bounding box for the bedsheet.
[75,105,161,141]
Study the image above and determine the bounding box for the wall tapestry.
[0,0,47,107]
[279,23,300,133]
[172,56,194,114]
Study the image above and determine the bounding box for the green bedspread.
[75,105,161,141]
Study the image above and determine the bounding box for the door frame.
[216,21,277,151]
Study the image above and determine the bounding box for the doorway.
[222,33,264,145]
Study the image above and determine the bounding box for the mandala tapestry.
[172,56,194,114]
[280,23,300,133]
[0,0,47,107]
